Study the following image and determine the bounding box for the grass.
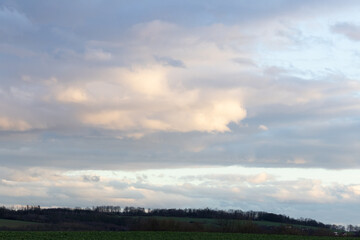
[128,216,320,230]
[0,219,40,228]
[0,231,354,240]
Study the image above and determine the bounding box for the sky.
[1,0,360,225]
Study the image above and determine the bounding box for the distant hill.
[0,206,349,236]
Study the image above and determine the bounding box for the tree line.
[95,206,330,228]
[0,205,353,236]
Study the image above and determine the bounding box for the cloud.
[287,158,307,165]
[258,125,268,131]
[1,13,360,169]
[331,22,360,41]
[82,175,100,182]
[0,116,31,131]
[248,172,273,184]
[80,88,246,133]
[56,87,88,103]
[119,66,170,97]
[233,57,257,67]
[82,110,135,130]
[51,62,248,134]
[84,48,112,61]
[0,6,34,36]
[349,185,360,196]
[154,56,185,68]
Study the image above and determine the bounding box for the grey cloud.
[82,175,100,182]
[0,1,318,31]
[232,58,257,67]
[154,56,185,68]
[179,173,275,184]
[0,82,359,171]
[108,180,130,190]
[331,22,360,41]
[2,0,356,49]
[0,6,34,36]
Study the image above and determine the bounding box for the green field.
[132,216,321,230]
[0,232,354,240]
[0,219,40,228]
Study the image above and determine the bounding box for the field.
[0,232,355,240]
[0,219,40,229]
[145,216,320,230]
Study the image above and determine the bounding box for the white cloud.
[119,66,170,97]
[247,172,273,184]
[125,132,145,140]
[349,185,360,196]
[56,87,88,103]
[287,158,307,165]
[258,125,268,131]
[63,64,248,134]
[82,110,135,130]
[80,94,246,133]
[0,116,31,131]
[84,48,112,61]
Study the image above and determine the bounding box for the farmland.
[141,216,320,230]
[0,232,356,240]
[0,207,346,236]
[0,219,40,229]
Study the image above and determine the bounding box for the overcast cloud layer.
[1,0,360,225]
